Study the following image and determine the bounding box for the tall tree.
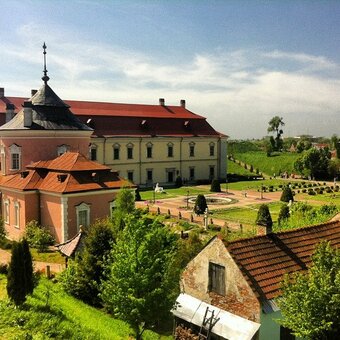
[294,147,331,179]
[278,241,340,339]
[60,219,115,306]
[100,215,178,340]
[112,188,135,230]
[331,134,340,159]
[7,240,34,306]
[267,116,285,151]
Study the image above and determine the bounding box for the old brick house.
[174,220,340,339]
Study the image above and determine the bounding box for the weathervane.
[42,42,50,84]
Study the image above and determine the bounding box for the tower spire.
[42,42,50,84]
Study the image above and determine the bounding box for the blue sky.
[1,0,340,139]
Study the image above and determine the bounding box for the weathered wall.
[181,237,261,322]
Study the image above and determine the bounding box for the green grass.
[0,275,172,339]
[227,159,255,176]
[227,178,288,191]
[30,248,65,264]
[233,151,300,176]
[213,202,284,225]
[140,185,210,201]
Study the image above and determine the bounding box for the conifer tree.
[194,194,208,215]
[281,186,294,203]
[210,178,221,192]
[22,238,34,295]
[255,204,273,228]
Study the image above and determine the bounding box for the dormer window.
[57,144,69,156]
[9,144,21,171]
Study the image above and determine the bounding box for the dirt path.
[0,248,65,273]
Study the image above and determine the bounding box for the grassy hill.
[233,151,300,176]
[0,275,172,340]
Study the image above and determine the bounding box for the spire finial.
[42,42,50,84]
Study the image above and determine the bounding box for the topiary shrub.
[175,176,183,188]
[256,204,273,228]
[302,188,307,193]
[194,194,208,215]
[210,178,221,192]
[25,220,55,252]
[308,189,316,195]
[280,186,294,202]
[269,186,274,192]
[135,186,142,201]
[326,187,332,194]
[278,204,290,226]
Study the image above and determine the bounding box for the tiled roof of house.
[0,152,133,193]
[226,220,340,301]
[0,95,226,137]
[57,229,84,257]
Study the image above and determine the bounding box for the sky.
[1,0,340,139]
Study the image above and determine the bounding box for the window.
[113,144,120,160]
[147,169,153,182]
[127,143,134,159]
[4,199,9,224]
[127,171,134,182]
[76,202,90,229]
[189,142,195,157]
[14,201,20,228]
[189,167,195,180]
[9,144,21,171]
[146,143,153,158]
[89,144,97,161]
[208,262,225,296]
[209,166,215,179]
[209,142,215,156]
[167,143,174,157]
[57,144,69,156]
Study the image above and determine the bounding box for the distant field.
[227,159,254,176]
[233,151,300,176]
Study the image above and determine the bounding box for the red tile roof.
[0,152,133,194]
[0,96,226,138]
[57,230,84,257]
[226,221,340,301]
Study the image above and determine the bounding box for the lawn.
[233,151,300,176]
[0,275,173,340]
[140,185,210,201]
[30,248,65,264]
[227,178,288,191]
[213,201,284,225]
[227,159,254,176]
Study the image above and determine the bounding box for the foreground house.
[174,220,340,339]
[0,152,131,243]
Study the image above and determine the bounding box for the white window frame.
[0,145,6,175]
[167,142,174,157]
[14,201,20,229]
[113,143,120,160]
[9,144,21,171]
[127,143,134,160]
[209,142,215,156]
[146,142,153,158]
[76,202,91,229]
[3,199,10,224]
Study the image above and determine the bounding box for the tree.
[194,194,208,215]
[100,215,178,339]
[294,147,331,179]
[278,204,290,226]
[278,241,340,339]
[112,188,135,230]
[60,219,115,306]
[280,186,294,203]
[175,176,183,188]
[135,186,142,201]
[24,220,55,252]
[7,239,35,306]
[210,178,221,192]
[267,116,285,151]
[255,204,273,228]
[331,134,340,159]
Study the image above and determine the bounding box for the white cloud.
[1,23,340,139]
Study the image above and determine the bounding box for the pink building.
[0,152,131,243]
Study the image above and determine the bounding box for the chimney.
[31,89,38,97]
[180,99,186,108]
[23,101,33,127]
[159,98,165,106]
[5,103,15,122]
[0,88,4,98]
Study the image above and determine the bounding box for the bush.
[269,186,274,192]
[25,220,55,252]
[302,189,307,193]
[194,194,208,215]
[210,178,221,192]
[0,263,8,274]
[175,176,183,188]
[319,204,337,216]
[256,204,273,228]
[281,187,294,202]
[326,187,332,193]
[278,204,290,226]
[135,186,142,201]
[308,189,316,195]
[0,218,6,241]
[249,165,254,172]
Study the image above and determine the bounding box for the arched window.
[0,145,6,175]
[209,142,215,156]
[3,199,10,224]
[146,142,153,158]
[89,143,97,161]
[113,143,120,160]
[189,142,195,157]
[9,144,21,171]
[14,201,20,228]
[167,142,174,157]
[127,143,134,159]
